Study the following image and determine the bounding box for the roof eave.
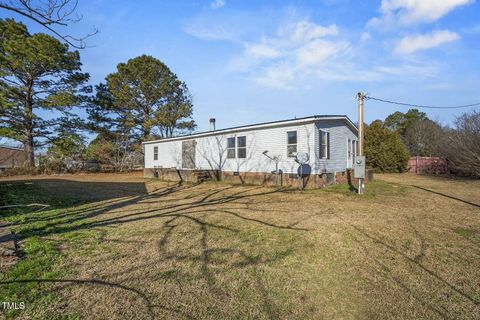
[142,115,357,144]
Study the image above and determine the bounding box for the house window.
[320,130,330,159]
[355,140,359,156]
[352,140,356,158]
[287,131,297,157]
[227,137,235,159]
[348,139,352,160]
[153,146,158,160]
[237,136,246,158]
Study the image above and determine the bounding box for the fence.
[408,156,448,174]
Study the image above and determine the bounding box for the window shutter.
[319,131,323,158]
[327,132,330,159]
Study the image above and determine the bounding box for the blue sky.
[2,0,480,132]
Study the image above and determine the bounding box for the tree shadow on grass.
[411,185,480,208]
[16,182,189,226]
[1,178,317,318]
[155,211,297,319]
[336,212,479,319]
[0,278,190,320]
[13,183,308,239]
[0,179,154,221]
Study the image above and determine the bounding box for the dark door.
[182,140,196,169]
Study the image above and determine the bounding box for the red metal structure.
[408,156,448,174]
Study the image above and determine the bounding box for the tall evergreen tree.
[88,55,195,141]
[384,109,427,135]
[0,19,89,167]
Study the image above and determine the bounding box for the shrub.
[364,120,410,173]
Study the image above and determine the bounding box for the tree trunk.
[23,82,35,167]
[144,129,150,140]
[23,130,35,167]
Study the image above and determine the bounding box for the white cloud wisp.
[394,30,460,54]
[369,0,473,27]
[211,0,225,10]
[229,20,350,89]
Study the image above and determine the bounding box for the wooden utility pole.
[357,92,364,155]
[357,92,365,194]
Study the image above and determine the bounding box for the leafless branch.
[0,0,98,49]
[0,203,50,211]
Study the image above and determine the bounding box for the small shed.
[0,146,26,171]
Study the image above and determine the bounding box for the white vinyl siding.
[314,119,358,172]
[145,123,316,174]
[144,118,358,174]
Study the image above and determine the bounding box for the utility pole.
[357,92,365,194]
[358,92,364,155]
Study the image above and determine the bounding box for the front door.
[182,140,196,169]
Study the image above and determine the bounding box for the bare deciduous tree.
[87,132,141,172]
[0,0,97,48]
[403,119,444,157]
[440,111,480,178]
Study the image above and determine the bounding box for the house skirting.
[144,168,373,189]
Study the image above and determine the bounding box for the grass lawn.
[0,172,479,319]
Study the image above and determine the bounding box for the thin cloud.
[278,21,338,42]
[462,24,480,34]
[211,0,225,10]
[183,24,235,41]
[360,32,371,41]
[245,43,283,59]
[228,20,348,89]
[185,14,445,90]
[368,0,473,27]
[394,30,460,54]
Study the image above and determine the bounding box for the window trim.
[286,130,298,157]
[153,146,158,161]
[320,130,330,160]
[227,137,236,159]
[237,136,247,159]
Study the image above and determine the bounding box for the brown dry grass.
[1,172,479,319]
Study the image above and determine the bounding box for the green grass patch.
[0,182,81,213]
[0,181,97,319]
[453,227,477,239]
[0,236,62,319]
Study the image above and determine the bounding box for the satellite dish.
[295,152,309,164]
[297,164,311,177]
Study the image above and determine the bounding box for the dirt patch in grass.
[0,173,479,319]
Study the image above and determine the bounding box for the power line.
[365,96,480,109]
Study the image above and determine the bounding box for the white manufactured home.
[143,115,359,182]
